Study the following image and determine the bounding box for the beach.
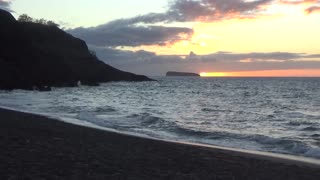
[1,107,320,180]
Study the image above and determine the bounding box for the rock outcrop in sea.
[166,71,200,77]
[0,9,152,90]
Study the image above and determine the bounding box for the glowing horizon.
[200,69,320,77]
[200,72,226,77]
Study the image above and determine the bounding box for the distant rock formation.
[0,9,152,90]
[166,71,200,77]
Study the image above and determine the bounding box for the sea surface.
[1,77,320,159]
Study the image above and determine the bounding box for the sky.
[1,0,320,76]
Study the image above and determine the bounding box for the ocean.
[1,77,320,159]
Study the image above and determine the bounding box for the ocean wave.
[94,106,117,113]
[287,121,316,126]
[301,126,319,131]
[275,111,319,120]
[201,108,233,113]
[304,148,320,159]
[77,112,102,123]
[249,135,314,155]
[173,126,214,138]
[311,134,320,138]
[229,134,320,159]
[76,112,117,129]
[47,106,91,114]
[280,112,307,118]
[126,113,176,129]
[159,126,320,159]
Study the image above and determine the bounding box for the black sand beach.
[1,108,320,180]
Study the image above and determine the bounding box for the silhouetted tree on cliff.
[17,14,33,22]
[18,14,59,27]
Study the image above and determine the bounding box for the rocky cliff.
[0,9,151,90]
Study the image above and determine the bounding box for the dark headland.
[166,71,200,77]
[0,9,151,91]
[1,108,320,180]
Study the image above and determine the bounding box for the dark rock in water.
[166,71,200,77]
[0,9,152,91]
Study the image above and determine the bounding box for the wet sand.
[1,108,319,180]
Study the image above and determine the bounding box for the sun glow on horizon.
[200,72,226,77]
[200,70,320,77]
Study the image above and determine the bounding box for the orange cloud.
[305,6,320,13]
[280,0,318,5]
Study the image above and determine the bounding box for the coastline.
[1,107,320,179]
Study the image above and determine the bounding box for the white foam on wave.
[304,148,320,159]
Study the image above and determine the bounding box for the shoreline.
[1,107,320,179]
[2,105,319,166]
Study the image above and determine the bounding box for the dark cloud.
[0,0,12,12]
[305,54,320,58]
[113,57,320,76]
[90,47,320,75]
[67,10,195,47]
[91,46,156,64]
[305,6,320,13]
[196,51,305,62]
[111,0,274,23]
[69,25,193,47]
[103,0,274,24]
[90,46,183,65]
[168,0,274,22]
[92,47,315,64]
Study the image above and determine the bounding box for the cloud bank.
[69,25,193,47]
[90,46,320,75]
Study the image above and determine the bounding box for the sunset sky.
[2,0,320,76]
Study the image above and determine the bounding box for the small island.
[166,71,200,77]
